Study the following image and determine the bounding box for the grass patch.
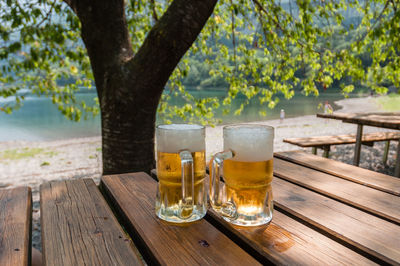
[374,93,400,111]
[0,147,45,160]
[41,161,50,166]
[0,147,58,160]
[89,155,96,159]
[45,151,59,157]
[96,147,102,152]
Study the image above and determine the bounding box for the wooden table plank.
[275,151,400,196]
[274,157,400,224]
[273,177,400,265]
[40,179,143,266]
[101,172,261,266]
[0,187,32,266]
[207,209,376,265]
[152,169,375,265]
[283,131,400,147]
[317,112,400,129]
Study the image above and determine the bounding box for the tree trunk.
[64,0,218,174]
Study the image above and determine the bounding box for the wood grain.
[317,112,400,129]
[273,177,400,265]
[152,169,375,265]
[0,186,32,266]
[101,172,261,266]
[283,131,400,147]
[274,157,400,224]
[40,179,143,266]
[207,209,376,265]
[275,151,400,196]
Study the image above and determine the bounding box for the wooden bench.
[283,131,400,160]
[0,187,32,266]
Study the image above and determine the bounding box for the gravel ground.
[314,141,398,176]
[0,95,398,250]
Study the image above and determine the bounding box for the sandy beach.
[0,95,399,250]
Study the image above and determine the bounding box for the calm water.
[0,90,356,141]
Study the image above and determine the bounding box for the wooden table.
[317,112,400,176]
[39,151,400,265]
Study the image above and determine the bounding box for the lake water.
[0,90,357,141]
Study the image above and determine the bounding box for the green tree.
[1,0,399,174]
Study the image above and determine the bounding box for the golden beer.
[155,124,207,223]
[223,159,273,216]
[156,151,206,218]
[210,124,274,226]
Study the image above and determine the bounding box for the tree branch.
[64,0,134,98]
[125,0,218,98]
[252,0,284,32]
[357,0,390,43]
[230,0,237,68]
[36,0,56,27]
[390,0,397,12]
[62,0,77,13]
[150,0,159,22]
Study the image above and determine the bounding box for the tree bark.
[65,0,218,174]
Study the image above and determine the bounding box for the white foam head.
[156,124,205,153]
[223,124,274,161]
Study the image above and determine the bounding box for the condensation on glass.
[210,124,275,226]
[155,124,207,223]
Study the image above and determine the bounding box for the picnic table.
[3,151,400,265]
[317,111,400,177]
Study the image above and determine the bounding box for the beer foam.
[223,124,274,162]
[156,124,205,153]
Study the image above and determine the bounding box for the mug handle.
[209,150,237,218]
[179,150,194,219]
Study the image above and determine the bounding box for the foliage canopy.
[1,0,399,124]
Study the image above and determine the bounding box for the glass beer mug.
[210,124,274,226]
[155,124,207,223]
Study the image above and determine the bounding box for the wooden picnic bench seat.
[0,186,32,266]
[283,131,400,159]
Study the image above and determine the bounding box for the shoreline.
[0,95,393,190]
[0,95,394,200]
[1,95,399,250]
[0,95,383,148]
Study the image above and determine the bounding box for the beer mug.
[155,124,207,223]
[210,124,274,226]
